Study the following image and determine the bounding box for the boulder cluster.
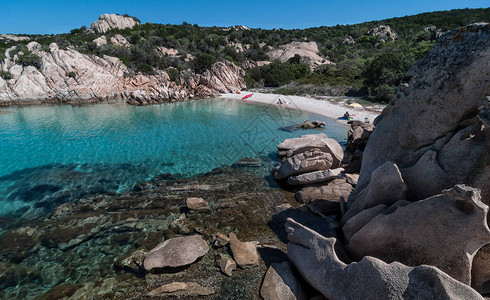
[281,23,490,299]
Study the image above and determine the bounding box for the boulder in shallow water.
[274,149,333,180]
[277,133,343,168]
[143,235,209,271]
[148,281,215,296]
[229,233,259,268]
[186,197,209,211]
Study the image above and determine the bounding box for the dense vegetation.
[1,8,489,101]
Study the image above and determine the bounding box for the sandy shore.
[220,92,383,125]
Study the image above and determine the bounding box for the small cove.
[0,98,348,221]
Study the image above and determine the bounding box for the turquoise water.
[0,98,348,219]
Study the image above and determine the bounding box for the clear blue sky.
[2,0,489,34]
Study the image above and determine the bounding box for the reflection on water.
[0,99,348,219]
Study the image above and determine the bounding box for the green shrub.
[0,70,12,80]
[67,71,76,79]
[136,63,156,75]
[16,52,43,69]
[167,67,180,82]
[192,53,215,73]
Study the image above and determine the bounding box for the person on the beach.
[343,111,350,119]
[277,99,283,106]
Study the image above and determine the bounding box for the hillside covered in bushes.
[1,8,489,102]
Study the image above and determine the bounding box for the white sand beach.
[220,92,383,124]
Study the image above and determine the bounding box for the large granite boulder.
[274,149,333,180]
[346,185,490,285]
[88,14,140,33]
[342,162,407,223]
[143,235,209,271]
[260,261,308,300]
[277,133,343,168]
[351,23,490,203]
[285,218,484,300]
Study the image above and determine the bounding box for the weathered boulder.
[110,34,130,48]
[344,173,359,186]
[343,162,407,223]
[342,204,388,241]
[143,235,209,271]
[346,185,490,285]
[148,282,215,296]
[286,218,484,300]
[295,178,353,204]
[280,120,326,132]
[88,14,139,33]
[277,134,343,168]
[186,197,209,211]
[274,149,333,180]
[93,35,107,47]
[229,233,259,268]
[353,23,490,202]
[472,244,490,294]
[346,120,375,152]
[267,41,333,69]
[218,254,236,277]
[287,168,343,186]
[260,261,308,300]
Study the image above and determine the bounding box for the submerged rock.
[148,281,215,296]
[143,235,209,271]
[186,197,209,211]
[229,233,259,268]
[218,254,237,277]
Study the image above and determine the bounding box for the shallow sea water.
[0,98,348,220]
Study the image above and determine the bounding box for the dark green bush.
[16,52,43,69]
[0,70,12,80]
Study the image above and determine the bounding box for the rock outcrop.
[368,25,398,42]
[285,218,485,300]
[0,44,245,106]
[346,185,490,285]
[88,14,139,33]
[267,42,333,69]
